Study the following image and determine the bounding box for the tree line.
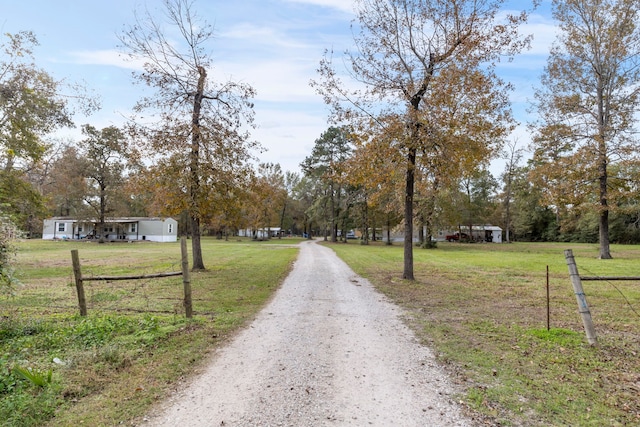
[2,0,640,284]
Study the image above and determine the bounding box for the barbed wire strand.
[579,264,640,320]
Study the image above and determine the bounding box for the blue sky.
[1,0,556,175]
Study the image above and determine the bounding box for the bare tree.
[119,0,258,270]
[313,0,534,279]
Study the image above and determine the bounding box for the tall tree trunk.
[371,215,377,242]
[279,199,286,239]
[189,66,207,270]
[98,182,107,243]
[504,175,512,243]
[598,142,611,259]
[505,203,511,243]
[330,182,337,242]
[190,215,204,270]
[403,84,430,279]
[596,75,612,259]
[362,196,369,245]
[403,146,416,280]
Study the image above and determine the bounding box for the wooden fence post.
[71,249,87,316]
[564,249,597,346]
[181,237,192,318]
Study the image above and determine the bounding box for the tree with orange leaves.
[119,0,258,270]
[313,0,535,280]
[531,0,640,259]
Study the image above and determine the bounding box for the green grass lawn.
[3,238,638,426]
[328,240,640,426]
[1,237,300,427]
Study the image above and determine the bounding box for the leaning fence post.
[564,249,597,346]
[180,237,192,318]
[71,249,87,316]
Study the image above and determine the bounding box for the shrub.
[0,214,21,294]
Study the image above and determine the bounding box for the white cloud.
[251,105,330,172]
[525,22,559,56]
[33,0,555,177]
[65,49,145,70]
[282,0,355,14]
[221,24,310,50]
[213,58,320,103]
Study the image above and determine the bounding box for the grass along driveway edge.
[1,237,300,427]
[327,241,640,426]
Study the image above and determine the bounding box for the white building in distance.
[42,217,178,243]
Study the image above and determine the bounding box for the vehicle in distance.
[445,232,468,242]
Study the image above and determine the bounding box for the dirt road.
[146,240,473,426]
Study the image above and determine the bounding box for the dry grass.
[1,237,300,427]
[5,238,638,426]
[328,241,640,426]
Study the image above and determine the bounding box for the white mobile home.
[42,217,178,242]
[237,227,282,239]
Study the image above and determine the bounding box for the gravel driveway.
[146,240,473,426]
